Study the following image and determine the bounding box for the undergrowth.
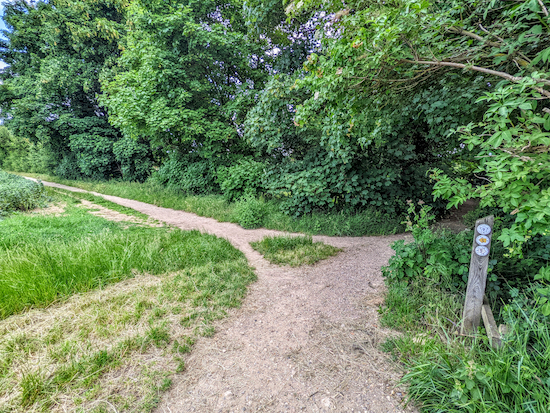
[380,202,550,412]
[250,235,340,267]
[0,171,48,216]
[16,172,404,236]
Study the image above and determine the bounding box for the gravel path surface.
[33,179,417,413]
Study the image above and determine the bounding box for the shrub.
[0,171,48,215]
[69,133,119,180]
[233,196,267,229]
[113,137,153,182]
[382,203,550,307]
[27,141,56,174]
[54,154,84,180]
[1,133,31,172]
[216,158,266,201]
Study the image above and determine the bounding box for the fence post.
[461,216,494,335]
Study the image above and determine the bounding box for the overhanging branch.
[401,59,550,98]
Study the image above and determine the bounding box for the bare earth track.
[32,179,417,413]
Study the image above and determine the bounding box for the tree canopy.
[1,0,549,243]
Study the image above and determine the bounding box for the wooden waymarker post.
[461,216,494,335]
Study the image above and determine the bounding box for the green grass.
[380,280,550,412]
[16,172,404,236]
[51,187,152,220]
[0,193,256,412]
[0,201,248,319]
[250,235,341,267]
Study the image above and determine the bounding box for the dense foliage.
[3,0,550,409]
[100,0,270,187]
[0,0,154,181]
[381,203,550,412]
[1,0,549,222]
[0,170,48,215]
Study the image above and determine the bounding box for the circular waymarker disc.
[475,245,490,257]
[477,224,492,235]
[476,235,490,246]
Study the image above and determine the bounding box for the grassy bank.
[16,172,404,236]
[0,191,256,412]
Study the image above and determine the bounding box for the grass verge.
[0,193,256,412]
[16,172,404,236]
[250,235,341,267]
[379,279,550,412]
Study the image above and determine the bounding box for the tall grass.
[381,280,550,412]
[0,193,257,412]
[17,173,404,236]
[0,170,48,215]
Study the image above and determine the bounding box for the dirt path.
[34,180,416,413]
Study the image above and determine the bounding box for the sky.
[0,0,7,69]
[0,1,7,69]
[0,1,6,34]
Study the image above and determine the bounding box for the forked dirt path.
[33,180,416,413]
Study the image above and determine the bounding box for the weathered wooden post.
[461,216,494,335]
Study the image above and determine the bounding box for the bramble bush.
[0,171,48,215]
[383,202,550,307]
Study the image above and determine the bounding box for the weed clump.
[234,196,267,229]
[0,171,48,216]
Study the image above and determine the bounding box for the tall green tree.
[284,0,550,240]
[101,0,269,168]
[0,0,152,180]
[242,0,489,215]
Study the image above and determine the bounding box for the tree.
[100,0,269,166]
[0,0,152,180]
[283,0,550,244]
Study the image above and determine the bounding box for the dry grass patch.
[77,198,161,227]
[29,202,67,216]
[0,260,254,412]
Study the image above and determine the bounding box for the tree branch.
[401,59,550,98]
[538,0,549,17]
[447,27,500,48]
